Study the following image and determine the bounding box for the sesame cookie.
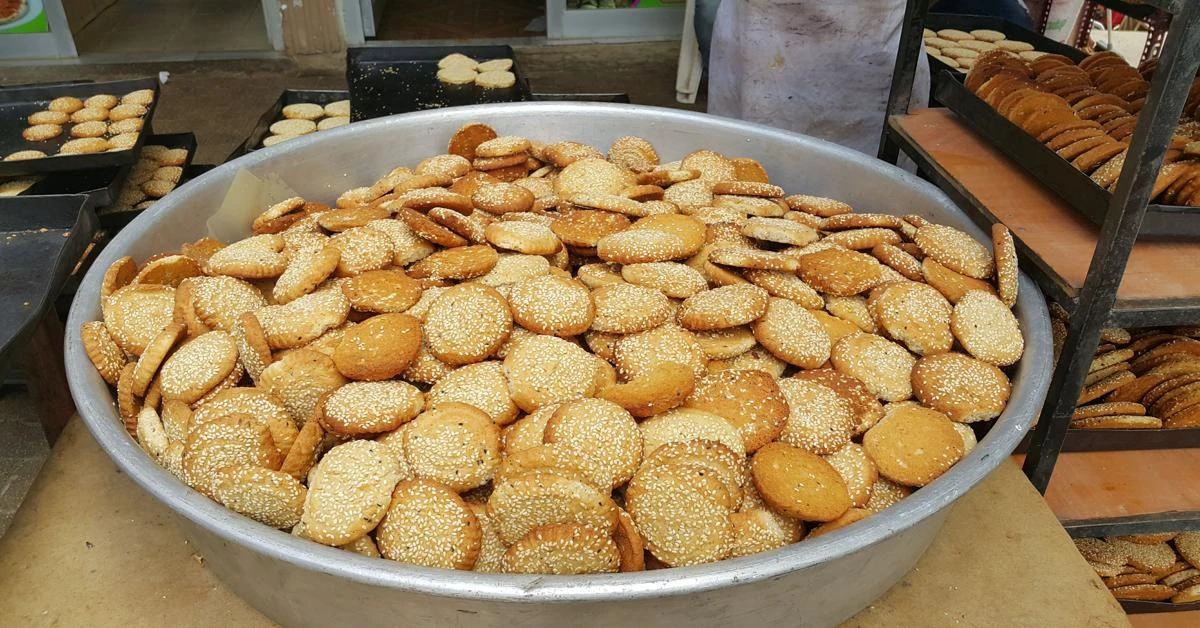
[182,414,283,497]
[922,258,997,303]
[378,478,482,570]
[301,439,403,546]
[823,443,879,508]
[102,283,177,356]
[863,404,964,487]
[692,326,757,360]
[681,370,787,451]
[213,465,307,529]
[740,216,819,247]
[328,226,394,276]
[81,320,128,386]
[402,402,500,492]
[507,275,594,336]
[429,361,519,425]
[503,523,620,575]
[867,281,953,355]
[793,369,886,435]
[915,224,995,280]
[626,460,734,566]
[489,469,619,545]
[951,290,1024,366]
[69,120,107,138]
[911,352,1011,423]
[613,323,708,382]
[597,362,695,418]
[319,380,423,436]
[272,245,339,304]
[545,398,642,489]
[831,333,917,402]
[825,295,876,334]
[423,283,512,365]
[69,106,107,123]
[259,348,348,424]
[484,221,561,256]
[60,137,110,155]
[751,442,851,522]
[753,297,831,368]
[590,283,671,334]
[205,233,288,279]
[504,334,599,412]
[332,313,421,381]
[282,103,325,121]
[776,378,856,455]
[639,408,745,459]
[678,284,769,331]
[254,287,350,350]
[132,322,185,396]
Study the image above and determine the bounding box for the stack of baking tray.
[347,45,531,121]
[97,132,198,229]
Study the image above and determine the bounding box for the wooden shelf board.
[1129,610,1200,626]
[1012,449,1200,522]
[892,108,1200,304]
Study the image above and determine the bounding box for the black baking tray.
[0,195,97,360]
[21,164,129,207]
[935,72,1200,237]
[347,45,531,122]
[924,14,1086,80]
[1118,600,1200,614]
[97,132,198,230]
[531,92,631,103]
[0,77,162,177]
[227,89,349,161]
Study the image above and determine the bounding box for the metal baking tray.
[1119,599,1200,614]
[935,74,1200,237]
[23,165,129,207]
[227,89,349,161]
[0,194,96,360]
[347,45,531,122]
[98,132,198,230]
[924,14,1086,81]
[1015,426,1200,452]
[0,78,161,177]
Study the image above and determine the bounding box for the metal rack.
[879,0,1200,541]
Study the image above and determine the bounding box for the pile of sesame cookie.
[1050,305,1200,429]
[81,122,1026,574]
[1077,533,1200,603]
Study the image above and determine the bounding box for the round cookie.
[867,281,953,355]
[750,442,851,522]
[502,523,621,575]
[403,402,500,492]
[282,103,325,121]
[951,290,1024,366]
[590,283,672,334]
[626,459,734,566]
[503,334,599,412]
[544,398,642,489]
[428,360,519,425]
[684,370,788,452]
[508,275,594,337]
[423,283,512,365]
[678,284,769,331]
[753,297,831,368]
[488,469,618,546]
[863,404,965,487]
[776,378,856,455]
[914,224,995,280]
[912,352,1011,423]
[377,478,482,570]
[830,333,917,402]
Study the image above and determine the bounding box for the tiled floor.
[0,388,48,538]
[72,0,271,55]
[376,0,544,40]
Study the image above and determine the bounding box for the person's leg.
[933,0,1035,30]
[695,0,722,69]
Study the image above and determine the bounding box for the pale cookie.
[476,70,516,89]
[776,378,856,455]
[478,254,551,287]
[639,408,745,459]
[254,287,350,350]
[270,118,317,136]
[488,469,618,545]
[281,103,325,121]
[678,284,769,331]
[377,478,482,570]
[213,465,307,529]
[867,281,953,355]
[751,442,850,522]
[260,349,348,424]
[863,404,964,487]
[740,216,819,246]
[545,398,642,489]
[831,333,917,402]
[429,361,519,425]
[863,477,913,513]
[626,460,734,566]
[911,352,1011,423]
[485,221,561,255]
[182,414,282,497]
[825,295,876,334]
[706,345,787,378]
[301,439,403,546]
[318,116,350,131]
[596,228,690,264]
[753,297,831,368]
[915,224,994,280]
[423,283,512,365]
[205,233,288,279]
[794,369,886,435]
[693,326,757,360]
[319,380,423,436]
[613,323,708,382]
[402,403,500,492]
[951,290,1024,366]
[823,443,879,508]
[500,403,563,455]
[503,334,599,412]
[608,135,660,173]
[872,243,925,282]
[473,182,535,214]
[502,523,620,575]
[273,245,339,304]
[499,274,594,337]
[590,283,672,334]
[784,194,852,217]
[60,137,110,154]
[621,262,708,298]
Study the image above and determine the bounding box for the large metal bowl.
[65,103,1051,628]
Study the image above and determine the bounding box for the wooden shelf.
[1130,610,1200,626]
[1013,449,1200,530]
[890,109,1200,318]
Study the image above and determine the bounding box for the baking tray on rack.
[347,45,531,122]
[0,78,162,177]
[226,89,349,161]
[1118,600,1200,614]
[531,93,631,103]
[924,14,1086,81]
[0,195,97,359]
[934,73,1200,237]
[97,132,198,230]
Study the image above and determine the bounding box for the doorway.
[66,0,272,55]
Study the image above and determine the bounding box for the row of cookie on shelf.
[1049,303,1200,429]
[966,49,1200,206]
[1076,532,1200,604]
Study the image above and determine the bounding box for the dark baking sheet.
[227,89,349,161]
[0,78,162,177]
[924,14,1086,81]
[97,132,198,230]
[1014,426,1200,452]
[0,195,97,360]
[531,93,631,103]
[1119,600,1200,614]
[347,45,530,122]
[22,164,129,207]
[935,73,1200,237]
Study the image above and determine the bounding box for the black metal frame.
[880,0,1200,541]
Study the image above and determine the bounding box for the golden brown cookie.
[377,478,482,570]
[914,224,995,280]
[331,313,421,381]
[423,283,512,365]
[81,320,128,386]
[590,283,672,334]
[867,281,954,355]
[830,333,916,402]
[504,334,599,412]
[776,378,856,455]
[752,297,831,368]
[428,360,519,425]
[796,247,887,297]
[683,370,787,452]
[911,352,1011,423]
[678,284,769,331]
[751,442,850,522]
[626,459,734,566]
[508,275,594,337]
[951,290,1024,366]
[863,404,964,487]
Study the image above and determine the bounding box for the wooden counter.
[0,418,1130,627]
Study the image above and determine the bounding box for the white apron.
[708,0,930,156]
